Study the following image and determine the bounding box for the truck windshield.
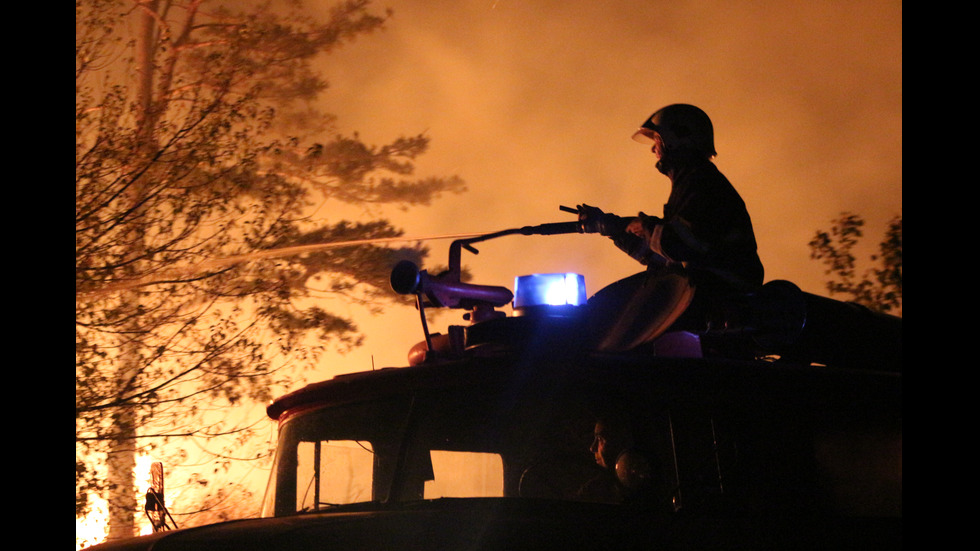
[261,359,902,519]
[261,378,610,517]
[288,440,504,512]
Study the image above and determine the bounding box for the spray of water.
[77,232,485,298]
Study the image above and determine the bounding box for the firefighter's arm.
[578,204,661,264]
[637,215,710,265]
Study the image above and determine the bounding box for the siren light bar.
[513,273,587,308]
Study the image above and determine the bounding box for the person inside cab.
[582,411,670,511]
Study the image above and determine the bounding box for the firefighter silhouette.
[579,104,764,352]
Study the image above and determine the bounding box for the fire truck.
[90,214,902,550]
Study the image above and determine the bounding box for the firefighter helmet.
[632,104,717,157]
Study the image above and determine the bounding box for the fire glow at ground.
[76,454,158,550]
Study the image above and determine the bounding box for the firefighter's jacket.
[611,159,764,294]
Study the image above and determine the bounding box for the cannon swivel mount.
[389,209,583,361]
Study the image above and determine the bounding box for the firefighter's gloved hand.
[627,212,663,239]
[577,204,627,236]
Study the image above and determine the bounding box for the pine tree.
[76,0,464,540]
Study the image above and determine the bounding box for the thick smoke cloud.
[312,0,902,372]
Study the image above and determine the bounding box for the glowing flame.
[75,499,108,550]
[76,454,158,550]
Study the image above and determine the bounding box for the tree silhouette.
[76,0,464,540]
[809,212,902,315]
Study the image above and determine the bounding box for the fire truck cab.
[92,225,902,550]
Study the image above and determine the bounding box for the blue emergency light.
[513,273,587,311]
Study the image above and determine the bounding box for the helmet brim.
[631,127,658,144]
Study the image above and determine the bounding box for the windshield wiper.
[297,501,382,514]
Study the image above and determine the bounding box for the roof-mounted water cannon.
[389,259,514,317]
[390,208,587,364]
[389,209,584,315]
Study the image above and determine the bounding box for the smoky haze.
[307,0,901,374]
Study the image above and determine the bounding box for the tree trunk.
[106,5,159,539]
[106,407,137,540]
[106,313,144,540]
